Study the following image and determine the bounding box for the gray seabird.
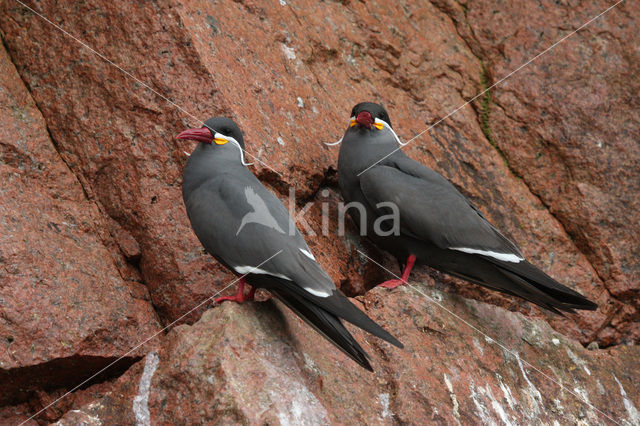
[335,102,597,314]
[178,117,402,370]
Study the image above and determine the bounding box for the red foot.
[214,278,255,304]
[378,254,416,290]
[379,279,405,289]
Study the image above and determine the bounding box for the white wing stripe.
[299,248,316,260]
[450,247,523,263]
[302,287,331,298]
[233,265,331,298]
[233,265,290,279]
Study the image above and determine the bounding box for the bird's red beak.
[355,111,374,129]
[176,127,213,144]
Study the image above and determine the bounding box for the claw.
[377,254,417,290]
[214,278,255,304]
[379,279,405,289]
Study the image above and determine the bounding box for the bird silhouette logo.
[236,186,286,236]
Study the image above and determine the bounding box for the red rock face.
[0,0,638,423]
[463,0,640,347]
[53,293,640,425]
[0,42,161,408]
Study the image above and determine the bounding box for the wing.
[184,171,402,348]
[270,287,372,371]
[251,274,403,348]
[360,154,524,261]
[184,171,335,297]
[359,155,597,314]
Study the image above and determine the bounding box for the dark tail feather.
[252,275,403,349]
[443,268,564,314]
[270,287,373,371]
[497,268,575,314]
[311,291,404,349]
[273,279,404,349]
[484,258,598,313]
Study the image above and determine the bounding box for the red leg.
[379,254,417,289]
[215,278,254,304]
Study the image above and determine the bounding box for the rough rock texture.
[0,40,161,407]
[0,0,638,423]
[52,290,640,425]
[0,0,237,327]
[462,0,640,347]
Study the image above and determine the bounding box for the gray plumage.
[337,103,597,314]
[180,117,402,371]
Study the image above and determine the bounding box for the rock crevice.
[0,0,638,423]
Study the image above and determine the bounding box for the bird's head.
[177,117,250,164]
[349,102,392,130]
[325,102,403,147]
